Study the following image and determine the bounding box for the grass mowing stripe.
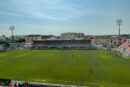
[12,52,56,79]
[85,50,110,82]
[0,50,130,87]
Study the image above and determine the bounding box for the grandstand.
[32,40,92,49]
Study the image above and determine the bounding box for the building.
[32,40,92,49]
[45,37,57,40]
[91,36,128,48]
[61,32,85,40]
[25,35,55,43]
[115,39,130,57]
[0,35,7,41]
[0,44,8,52]
[110,36,127,46]
[118,39,130,53]
[25,35,43,43]
[13,35,26,41]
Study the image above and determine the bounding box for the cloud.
[0,0,91,21]
[0,23,89,36]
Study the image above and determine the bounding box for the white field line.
[1,74,130,87]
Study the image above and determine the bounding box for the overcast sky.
[0,0,130,36]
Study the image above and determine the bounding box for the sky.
[0,0,130,36]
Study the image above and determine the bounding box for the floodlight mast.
[9,25,15,42]
[116,19,122,46]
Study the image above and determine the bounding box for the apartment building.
[25,35,42,43]
[61,32,85,40]
[91,36,128,47]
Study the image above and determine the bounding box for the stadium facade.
[32,40,92,49]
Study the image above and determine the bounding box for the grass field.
[0,49,130,87]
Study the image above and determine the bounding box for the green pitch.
[0,49,130,87]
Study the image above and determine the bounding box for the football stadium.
[0,49,130,87]
[0,0,130,87]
